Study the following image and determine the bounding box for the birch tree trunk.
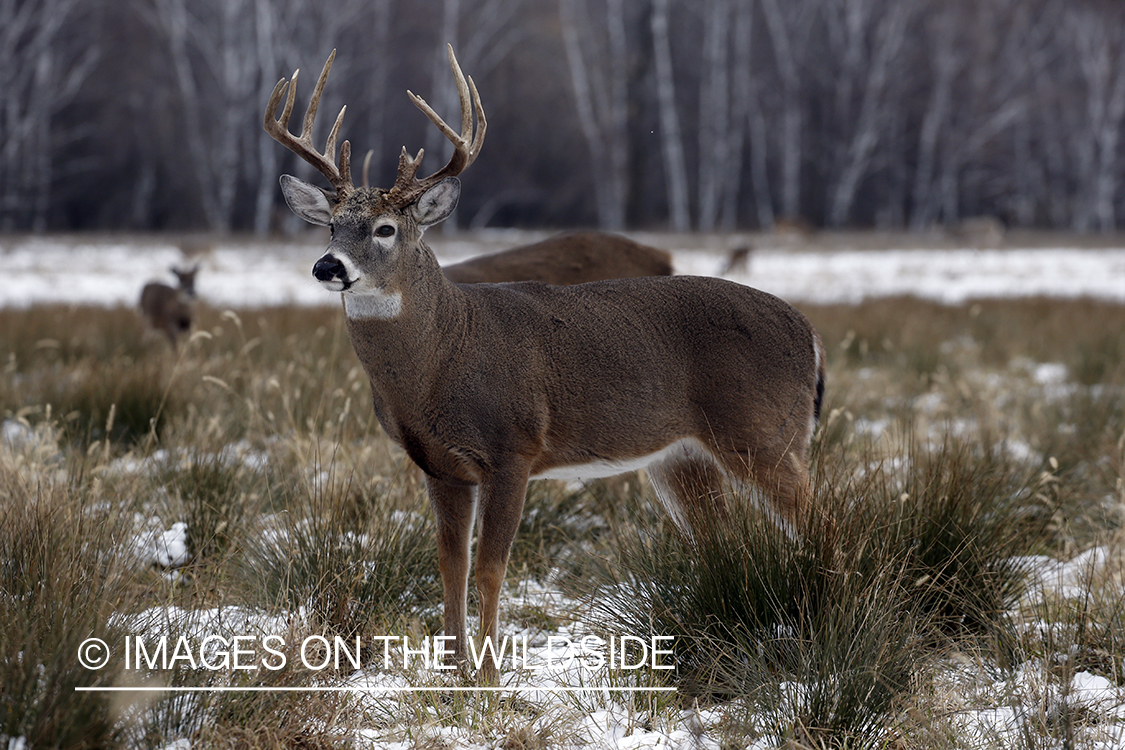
[252,0,282,234]
[0,0,95,231]
[424,0,464,191]
[909,12,961,230]
[759,0,805,220]
[1068,9,1125,232]
[697,0,733,231]
[423,0,523,230]
[720,0,754,229]
[825,0,911,226]
[558,0,629,229]
[650,0,690,230]
[156,0,224,229]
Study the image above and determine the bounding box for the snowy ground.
[1,231,1122,309]
[3,231,1125,748]
[114,532,1125,749]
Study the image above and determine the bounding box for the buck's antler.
[387,44,486,207]
[264,49,354,199]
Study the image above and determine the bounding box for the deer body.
[442,231,673,284]
[265,47,825,680]
[139,266,197,347]
[345,270,821,502]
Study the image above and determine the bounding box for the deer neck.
[342,243,466,392]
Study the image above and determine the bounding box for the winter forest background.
[5,0,1125,235]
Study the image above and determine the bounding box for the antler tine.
[263,49,354,198]
[301,52,331,140]
[388,44,486,205]
[362,150,374,188]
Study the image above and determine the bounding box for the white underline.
[76,685,676,693]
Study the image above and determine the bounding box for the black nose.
[313,255,345,282]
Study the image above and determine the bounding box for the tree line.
[3,0,1124,234]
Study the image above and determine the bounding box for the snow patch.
[130,516,190,569]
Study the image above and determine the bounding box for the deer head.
[265,46,485,308]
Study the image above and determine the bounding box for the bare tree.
[558,0,630,229]
[1066,6,1125,232]
[420,0,524,229]
[736,4,777,229]
[758,0,816,221]
[10,0,1125,234]
[0,0,98,230]
[697,0,752,231]
[360,0,395,188]
[250,0,283,233]
[147,0,367,232]
[909,7,964,229]
[719,0,755,229]
[821,0,914,226]
[650,0,690,230]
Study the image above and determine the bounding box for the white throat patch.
[345,290,403,320]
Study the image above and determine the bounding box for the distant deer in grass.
[265,47,826,680]
[948,216,1005,249]
[718,245,753,276]
[139,265,197,348]
[441,231,673,285]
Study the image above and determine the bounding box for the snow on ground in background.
[1,233,1122,309]
[669,244,1125,304]
[0,236,327,309]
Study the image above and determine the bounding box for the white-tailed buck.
[139,265,198,347]
[265,47,826,680]
[442,231,673,284]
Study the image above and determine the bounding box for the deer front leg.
[474,467,530,684]
[425,476,477,670]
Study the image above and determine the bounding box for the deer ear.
[280,174,335,226]
[410,177,460,228]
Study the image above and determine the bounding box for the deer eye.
[374,224,395,238]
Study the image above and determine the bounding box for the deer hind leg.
[737,445,835,557]
[646,439,810,538]
[645,440,730,534]
[425,477,477,668]
[717,441,813,537]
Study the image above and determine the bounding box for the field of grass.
[1,289,1123,748]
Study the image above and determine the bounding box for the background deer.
[947,215,1005,248]
[441,231,672,284]
[265,47,826,680]
[355,149,673,286]
[139,265,198,348]
[717,245,753,276]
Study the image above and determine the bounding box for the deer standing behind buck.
[139,264,198,348]
[441,231,673,284]
[265,47,826,681]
